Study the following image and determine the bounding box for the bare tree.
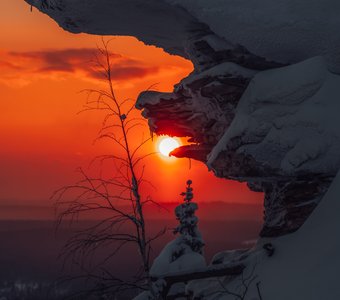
[53,39,163,299]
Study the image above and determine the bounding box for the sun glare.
[158,137,181,157]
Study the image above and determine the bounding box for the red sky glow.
[0,0,263,219]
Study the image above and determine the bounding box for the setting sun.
[158,137,181,157]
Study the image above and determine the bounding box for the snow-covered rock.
[208,57,340,236]
[137,56,340,236]
[168,0,340,72]
[258,168,340,300]
[208,56,340,177]
[188,169,340,299]
[136,55,275,162]
[26,0,340,71]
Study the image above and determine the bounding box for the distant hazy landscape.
[0,202,262,299]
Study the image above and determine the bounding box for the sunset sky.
[0,0,263,218]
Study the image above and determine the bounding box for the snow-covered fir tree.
[174,179,204,254]
[134,180,206,299]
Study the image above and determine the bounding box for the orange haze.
[0,0,263,217]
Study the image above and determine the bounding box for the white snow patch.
[258,168,340,299]
[167,0,340,72]
[136,91,173,109]
[150,237,206,277]
[208,56,340,176]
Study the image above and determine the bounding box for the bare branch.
[55,38,164,299]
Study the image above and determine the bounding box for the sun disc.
[158,137,180,157]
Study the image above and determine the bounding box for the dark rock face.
[137,81,241,162]
[206,148,334,237]
[188,38,284,73]
[137,34,334,238]
[137,33,282,166]
[258,177,332,237]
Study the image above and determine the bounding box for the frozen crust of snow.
[208,56,340,177]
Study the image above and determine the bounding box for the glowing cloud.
[0,48,160,86]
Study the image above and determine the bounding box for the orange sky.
[0,0,263,212]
